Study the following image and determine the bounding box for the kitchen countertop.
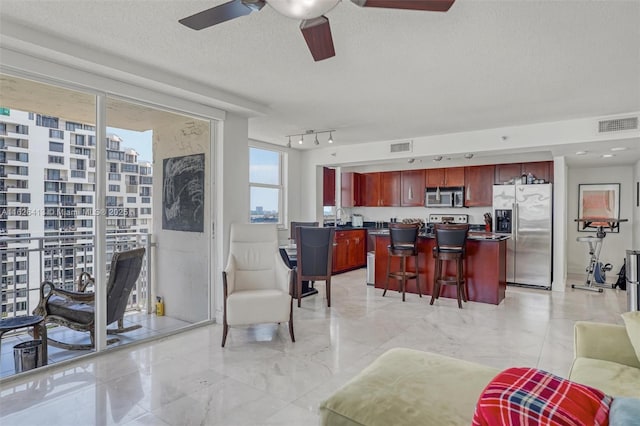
[369,230,509,241]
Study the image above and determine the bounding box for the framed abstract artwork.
[162,153,204,232]
[577,183,620,233]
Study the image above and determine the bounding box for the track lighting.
[286,129,336,147]
[433,156,443,162]
[464,153,474,159]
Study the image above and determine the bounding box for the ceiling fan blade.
[179,0,265,30]
[351,0,455,12]
[300,16,335,62]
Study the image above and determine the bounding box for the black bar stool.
[430,224,469,309]
[384,223,421,302]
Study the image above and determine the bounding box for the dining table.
[279,245,319,298]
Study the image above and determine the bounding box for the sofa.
[319,320,640,426]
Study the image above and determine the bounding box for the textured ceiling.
[1,0,639,165]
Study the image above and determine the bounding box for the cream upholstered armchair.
[221,223,294,347]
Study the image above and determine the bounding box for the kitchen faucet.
[334,207,347,227]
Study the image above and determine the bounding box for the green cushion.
[569,357,640,398]
[621,311,640,364]
[319,348,499,426]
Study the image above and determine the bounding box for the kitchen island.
[373,232,508,305]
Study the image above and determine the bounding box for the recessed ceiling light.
[610,147,628,151]
[575,151,588,155]
[602,154,615,158]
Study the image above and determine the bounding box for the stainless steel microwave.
[425,187,465,208]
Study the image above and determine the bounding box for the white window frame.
[249,145,286,227]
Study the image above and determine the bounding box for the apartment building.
[0,108,152,319]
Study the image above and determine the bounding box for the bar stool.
[430,223,469,309]
[384,223,421,302]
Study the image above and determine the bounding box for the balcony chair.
[295,226,335,308]
[222,223,294,347]
[33,247,145,350]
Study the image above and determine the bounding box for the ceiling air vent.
[390,141,412,153]
[598,117,638,133]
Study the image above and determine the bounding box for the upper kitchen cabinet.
[323,167,336,206]
[341,172,362,207]
[361,172,380,207]
[465,165,495,207]
[521,161,553,183]
[494,163,522,184]
[425,167,465,187]
[401,169,425,206]
[361,172,400,206]
[380,171,401,207]
[495,161,553,184]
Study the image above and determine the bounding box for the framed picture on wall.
[162,153,205,232]
[577,183,620,232]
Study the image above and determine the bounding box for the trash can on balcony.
[14,340,43,373]
[626,250,640,312]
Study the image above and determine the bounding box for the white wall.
[566,165,635,278]
[634,160,640,249]
[153,116,211,323]
[214,114,250,322]
[552,157,568,291]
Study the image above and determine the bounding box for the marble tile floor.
[1,312,193,379]
[0,269,629,426]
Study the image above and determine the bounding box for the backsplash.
[348,206,492,225]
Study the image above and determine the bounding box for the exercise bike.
[572,218,628,292]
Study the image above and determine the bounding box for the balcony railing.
[0,232,152,321]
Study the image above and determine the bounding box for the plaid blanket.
[472,367,612,426]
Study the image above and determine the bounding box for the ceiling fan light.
[267,0,340,20]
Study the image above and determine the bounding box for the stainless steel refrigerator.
[493,183,552,289]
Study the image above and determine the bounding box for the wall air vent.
[390,141,412,153]
[598,117,638,133]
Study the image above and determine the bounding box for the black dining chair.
[295,226,335,308]
[290,221,319,240]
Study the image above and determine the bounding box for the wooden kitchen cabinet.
[379,171,401,206]
[494,163,522,184]
[401,169,425,206]
[323,167,336,206]
[522,161,552,183]
[361,172,380,207]
[465,165,495,207]
[349,230,366,268]
[341,172,362,207]
[332,232,350,273]
[360,172,400,206]
[332,229,366,274]
[495,161,553,184]
[425,167,465,187]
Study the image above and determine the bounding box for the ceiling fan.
[179,0,455,62]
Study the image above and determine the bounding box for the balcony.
[0,232,181,379]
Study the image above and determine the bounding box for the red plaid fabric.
[472,367,612,426]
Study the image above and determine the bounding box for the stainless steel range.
[426,214,468,235]
[428,214,468,224]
